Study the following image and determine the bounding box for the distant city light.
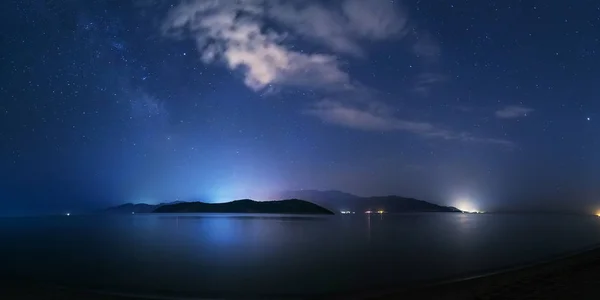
[340,210,352,214]
[66,213,70,216]
[377,210,385,214]
[365,210,372,214]
[132,212,135,215]
[455,198,481,213]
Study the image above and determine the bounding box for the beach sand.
[3,248,600,300]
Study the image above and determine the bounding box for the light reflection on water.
[1,213,600,297]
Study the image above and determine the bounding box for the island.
[104,191,462,215]
[275,190,461,213]
[153,199,335,215]
[103,201,185,214]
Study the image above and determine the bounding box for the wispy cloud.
[412,31,440,61]
[128,90,167,119]
[161,0,511,147]
[306,100,514,147]
[162,0,360,91]
[161,0,410,91]
[413,72,447,96]
[495,105,533,119]
[268,0,408,57]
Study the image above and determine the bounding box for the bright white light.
[455,198,480,213]
[365,210,372,214]
[66,213,70,216]
[340,210,351,214]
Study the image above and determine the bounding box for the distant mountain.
[154,199,334,215]
[104,201,185,214]
[274,190,460,213]
[276,190,361,210]
[106,191,460,214]
[362,196,460,213]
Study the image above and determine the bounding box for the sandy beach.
[2,247,600,300]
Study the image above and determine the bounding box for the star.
[3,0,600,216]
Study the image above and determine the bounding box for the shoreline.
[3,245,600,300]
[430,241,600,287]
[378,243,600,299]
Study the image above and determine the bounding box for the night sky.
[1,0,600,215]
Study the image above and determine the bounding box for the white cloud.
[161,0,512,147]
[495,105,534,119]
[268,0,408,56]
[162,0,359,91]
[161,0,408,91]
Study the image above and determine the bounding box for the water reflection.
[2,214,600,297]
[366,213,371,241]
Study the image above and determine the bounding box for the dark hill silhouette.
[105,191,460,214]
[154,199,334,215]
[276,190,360,210]
[275,190,460,213]
[104,201,185,214]
[363,196,460,212]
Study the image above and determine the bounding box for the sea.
[1,213,600,297]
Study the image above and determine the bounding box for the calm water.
[1,213,600,297]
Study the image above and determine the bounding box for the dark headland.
[103,201,185,214]
[104,191,462,214]
[153,199,335,215]
[275,190,461,213]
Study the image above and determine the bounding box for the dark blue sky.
[1,0,599,215]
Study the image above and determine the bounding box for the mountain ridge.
[153,199,334,214]
[274,190,460,213]
[104,191,460,214]
[104,201,186,214]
